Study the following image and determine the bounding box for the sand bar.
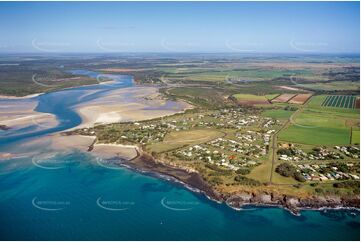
[0,98,58,130]
[0,93,43,100]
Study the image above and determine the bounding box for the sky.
[0,1,359,53]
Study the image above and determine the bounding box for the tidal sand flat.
[1,134,95,159]
[75,86,192,128]
[0,97,58,131]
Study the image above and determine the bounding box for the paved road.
[269,118,291,183]
[268,101,309,184]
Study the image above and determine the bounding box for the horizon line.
[0,51,359,56]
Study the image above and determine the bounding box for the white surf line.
[95,157,124,170]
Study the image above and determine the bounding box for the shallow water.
[0,70,359,240]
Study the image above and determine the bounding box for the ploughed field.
[270,93,313,105]
[232,93,314,106]
[288,94,313,104]
[271,94,296,103]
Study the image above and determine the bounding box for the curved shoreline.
[92,145,359,216]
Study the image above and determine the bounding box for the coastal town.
[276,144,360,182]
[75,104,360,191]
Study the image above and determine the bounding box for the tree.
[275,163,305,182]
[275,163,295,177]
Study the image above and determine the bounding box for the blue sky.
[0,1,359,53]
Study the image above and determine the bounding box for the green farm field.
[279,121,350,145]
[279,95,359,145]
[351,127,360,145]
[322,95,358,109]
[233,94,268,101]
[307,95,359,115]
[262,108,294,120]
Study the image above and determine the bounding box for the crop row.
[322,95,356,109]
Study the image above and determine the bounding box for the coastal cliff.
[120,151,360,215]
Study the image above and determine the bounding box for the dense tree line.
[275,162,305,182]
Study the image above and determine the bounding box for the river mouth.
[0,70,134,145]
[0,69,191,146]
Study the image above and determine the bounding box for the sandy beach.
[91,143,138,160]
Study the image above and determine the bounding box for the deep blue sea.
[0,71,359,240]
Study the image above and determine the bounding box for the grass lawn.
[262,109,294,120]
[351,127,360,144]
[246,160,272,183]
[147,129,224,153]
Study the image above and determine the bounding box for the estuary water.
[0,71,359,240]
